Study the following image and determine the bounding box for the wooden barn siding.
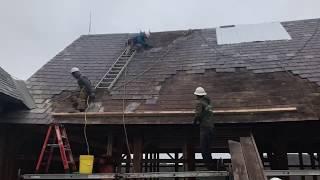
[0,125,43,180]
[0,125,19,180]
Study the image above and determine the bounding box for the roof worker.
[126,31,152,52]
[70,67,95,112]
[193,87,222,170]
[270,178,282,180]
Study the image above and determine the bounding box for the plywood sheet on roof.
[216,22,291,45]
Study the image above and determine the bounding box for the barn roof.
[0,67,22,100]
[4,18,320,124]
[0,67,35,110]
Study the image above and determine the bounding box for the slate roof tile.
[0,67,21,100]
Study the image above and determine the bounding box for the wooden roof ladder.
[95,47,136,90]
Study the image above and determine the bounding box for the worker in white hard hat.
[270,178,282,180]
[70,67,95,112]
[194,87,221,170]
[126,31,152,52]
[145,31,151,38]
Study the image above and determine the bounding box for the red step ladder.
[35,124,77,173]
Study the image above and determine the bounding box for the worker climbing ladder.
[95,47,136,89]
[35,124,76,173]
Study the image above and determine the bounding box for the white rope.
[84,96,90,155]
[122,65,134,172]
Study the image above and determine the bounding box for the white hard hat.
[145,31,151,38]
[270,178,282,180]
[70,67,80,73]
[194,87,207,96]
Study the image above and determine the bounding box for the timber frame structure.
[2,18,320,180]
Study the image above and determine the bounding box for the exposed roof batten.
[216,22,291,45]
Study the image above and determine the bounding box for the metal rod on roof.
[88,11,92,34]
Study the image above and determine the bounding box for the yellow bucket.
[79,155,94,174]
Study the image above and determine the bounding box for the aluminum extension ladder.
[95,47,136,90]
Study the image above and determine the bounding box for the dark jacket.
[194,96,214,128]
[77,75,94,96]
[130,32,147,46]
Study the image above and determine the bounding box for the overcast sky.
[1,0,320,80]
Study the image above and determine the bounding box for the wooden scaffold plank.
[240,136,267,180]
[22,170,320,179]
[228,140,249,180]
[52,107,298,117]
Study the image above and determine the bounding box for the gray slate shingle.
[0,67,21,100]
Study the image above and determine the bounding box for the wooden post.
[2,126,12,180]
[318,153,320,169]
[5,128,18,180]
[183,141,195,180]
[299,152,305,180]
[157,153,160,172]
[174,153,179,180]
[126,153,131,173]
[270,137,288,180]
[151,153,154,172]
[153,153,157,172]
[133,136,143,173]
[149,153,152,173]
[144,153,148,173]
[0,128,6,180]
[114,137,124,173]
[106,133,113,157]
[309,153,317,180]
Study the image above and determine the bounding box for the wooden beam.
[113,139,123,173]
[299,152,306,180]
[228,140,249,180]
[183,141,195,180]
[148,153,152,172]
[240,137,267,180]
[22,171,229,179]
[156,153,160,172]
[52,107,297,117]
[125,152,131,173]
[133,137,143,173]
[106,133,113,157]
[318,153,320,169]
[174,152,179,180]
[144,153,148,173]
[309,153,317,180]
[265,170,320,176]
[21,170,320,179]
